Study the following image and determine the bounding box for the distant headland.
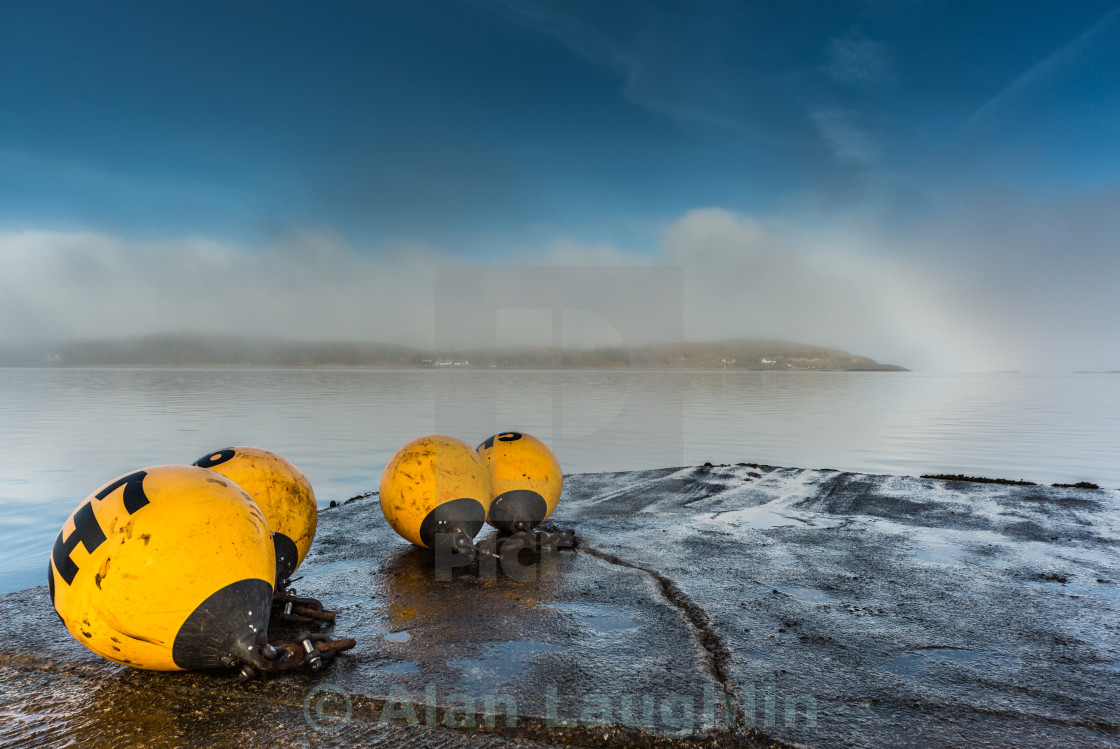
[0,334,908,371]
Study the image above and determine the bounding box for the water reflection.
[373,539,575,695]
[1,368,1118,593]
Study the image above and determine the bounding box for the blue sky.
[1,1,1118,370]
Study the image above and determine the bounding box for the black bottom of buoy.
[47,560,64,624]
[172,578,273,670]
[419,497,486,548]
[489,490,547,533]
[273,532,299,582]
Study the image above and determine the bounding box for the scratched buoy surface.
[379,435,492,549]
[48,465,275,671]
[476,431,563,532]
[193,446,317,582]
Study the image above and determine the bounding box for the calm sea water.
[2,368,1118,594]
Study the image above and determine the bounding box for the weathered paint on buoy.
[476,431,562,532]
[379,435,492,549]
[193,446,316,582]
[48,465,275,671]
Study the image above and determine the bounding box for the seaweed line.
[577,542,782,747]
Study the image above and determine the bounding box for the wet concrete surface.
[2,464,1118,748]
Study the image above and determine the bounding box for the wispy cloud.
[825,32,896,88]
[810,108,879,167]
[466,0,779,138]
[960,6,1120,133]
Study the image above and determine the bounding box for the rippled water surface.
[2,368,1117,593]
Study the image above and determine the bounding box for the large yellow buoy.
[193,447,316,583]
[47,465,275,671]
[476,431,563,532]
[379,435,492,549]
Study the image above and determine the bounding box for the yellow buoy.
[47,465,275,671]
[476,431,563,532]
[193,446,316,583]
[379,435,492,549]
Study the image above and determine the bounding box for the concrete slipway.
[1,464,1118,748]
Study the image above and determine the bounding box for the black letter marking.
[95,470,149,514]
[53,470,150,586]
[52,501,107,585]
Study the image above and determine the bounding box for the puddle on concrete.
[450,640,567,690]
[557,603,639,632]
[707,505,812,529]
[1061,577,1120,603]
[373,660,420,676]
[584,614,637,631]
[384,630,412,643]
[739,647,773,662]
[888,647,982,677]
[913,539,962,565]
[291,558,370,608]
[871,521,1008,569]
[773,585,833,603]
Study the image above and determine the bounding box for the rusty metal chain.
[238,632,356,680]
[271,585,338,625]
